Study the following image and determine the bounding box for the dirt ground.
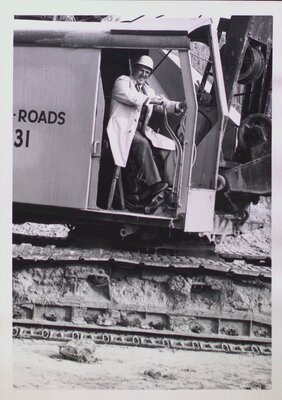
[216,198,271,256]
[12,198,272,390]
[13,339,271,390]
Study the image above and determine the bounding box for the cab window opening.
[97,48,186,213]
[97,45,220,211]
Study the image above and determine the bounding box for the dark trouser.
[130,130,161,189]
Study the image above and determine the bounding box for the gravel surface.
[13,339,271,390]
[216,198,271,256]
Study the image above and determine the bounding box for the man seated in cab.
[107,55,186,204]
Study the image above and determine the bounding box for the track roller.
[42,329,51,339]
[192,340,201,350]
[222,343,232,353]
[162,338,171,348]
[71,331,81,340]
[13,327,20,338]
[132,336,142,346]
[251,344,261,355]
[102,333,112,343]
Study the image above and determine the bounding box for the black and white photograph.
[0,0,282,398]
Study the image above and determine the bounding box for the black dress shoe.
[126,182,168,205]
[148,182,168,198]
[125,193,140,204]
[126,189,154,203]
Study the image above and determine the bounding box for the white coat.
[106,75,180,168]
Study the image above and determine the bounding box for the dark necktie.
[136,84,147,131]
[137,84,146,93]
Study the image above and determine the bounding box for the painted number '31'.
[14,129,30,147]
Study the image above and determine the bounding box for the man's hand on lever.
[176,101,186,113]
[149,95,165,106]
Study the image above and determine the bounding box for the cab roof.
[14,17,212,49]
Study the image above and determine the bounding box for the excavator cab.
[97,45,221,217]
[13,16,271,240]
[90,19,229,234]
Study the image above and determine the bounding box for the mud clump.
[144,369,176,381]
[244,381,270,390]
[220,326,239,336]
[59,338,97,363]
[167,275,192,309]
[167,275,191,298]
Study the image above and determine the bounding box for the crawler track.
[13,242,271,277]
[13,240,271,355]
[13,320,271,356]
